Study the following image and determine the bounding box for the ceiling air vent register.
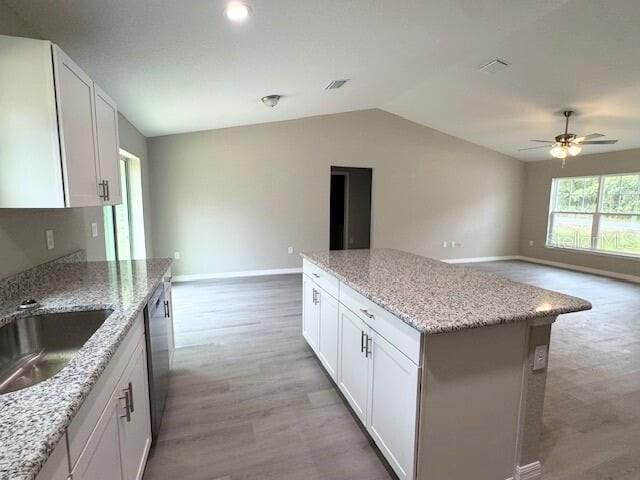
[478,59,510,74]
[325,79,350,90]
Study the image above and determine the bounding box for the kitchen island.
[300,249,591,480]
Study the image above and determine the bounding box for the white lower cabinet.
[316,286,339,380]
[302,266,420,480]
[367,330,419,480]
[302,275,320,351]
[337,305,370,422]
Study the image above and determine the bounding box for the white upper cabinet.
[94,84,122,205]
[0,34,121,208]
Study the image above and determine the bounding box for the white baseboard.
[173,267,302,282]
[514,461,542,480]
[443,255,520,264]
[518,256,640,284]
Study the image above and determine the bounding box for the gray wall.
[520,148,640,277]
[0,0,152,279]
[149,109,524,276]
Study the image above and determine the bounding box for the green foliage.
[555,176,600,212]
[602,175,640,214]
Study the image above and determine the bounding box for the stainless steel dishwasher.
[144,283,170,444]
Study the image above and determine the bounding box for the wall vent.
[478,59,510,74]
[325,79,349,90]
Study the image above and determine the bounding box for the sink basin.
[0,310,112,395]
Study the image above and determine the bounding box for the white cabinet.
[303,262,420,479]
[73,339,151,480]
[117,342,152,480]
[317,288,339,380]
[72,391,125,480]
[367,330,419,480]
[94,84,122,205]
[0,34,121,208]
[36,435,70,480]
[337,305,370,423]
[302,275,320,351]
[302,274,340,382]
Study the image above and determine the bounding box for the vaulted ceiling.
[4,0,639,160]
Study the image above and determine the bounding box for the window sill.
[544,245,640,261]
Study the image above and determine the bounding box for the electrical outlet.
[91,222,99,238]
[287,246,294,254]
[442,241,448,248]
[533,345,548,371]
[174,251,181,260]
[45,229,55,250]
[529,240,534,247]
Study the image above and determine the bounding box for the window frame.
[546,172,640,259]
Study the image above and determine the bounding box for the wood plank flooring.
[144,262,640,480]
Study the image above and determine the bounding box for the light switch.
[529,240,534,247]
[91,222,99,238]
[45,229,55,250]
[174,251,181,260]
[287,246,294,254]
[533,345,548,371]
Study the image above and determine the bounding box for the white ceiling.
[4,0,640,160]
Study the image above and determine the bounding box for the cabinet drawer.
[340,283,422,365]
[68,314,144,468]
[302,259,339,299]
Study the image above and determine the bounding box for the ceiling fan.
[519,110,618,165]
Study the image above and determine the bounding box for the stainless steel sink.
[0,310,112,395]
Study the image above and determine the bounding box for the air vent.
[325,79,349,90]
[478,59,510,74]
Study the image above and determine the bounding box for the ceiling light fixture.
[226,1,250,22]
[261,94,281,107]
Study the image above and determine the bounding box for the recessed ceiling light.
[226,1,250,22]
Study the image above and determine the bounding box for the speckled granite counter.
[0,258,172,480]
[301,249,591,334]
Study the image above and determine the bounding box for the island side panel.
[416,322,527,480]
[514,319,554,476]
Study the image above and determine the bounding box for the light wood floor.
[144,261,640,480]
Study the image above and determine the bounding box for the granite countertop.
[301,249,591,334]
[0,258,172,480]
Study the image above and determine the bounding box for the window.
[547,173,640,257]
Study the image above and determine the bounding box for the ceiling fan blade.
[518,145,553,151]
[580,140,618,144]
[574,133,604,143]
[529,139,555,143]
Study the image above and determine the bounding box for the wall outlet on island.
[287,246,294,254]
[174,251,181,260]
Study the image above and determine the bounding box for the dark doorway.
[330,166,372,250]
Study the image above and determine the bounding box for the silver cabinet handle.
[127,381,134,413]
[119,389,131,422]
[366,336,372,358]
[361,331,366,353]
[312,273,320,278]
[164,300,170,318]
[104,180,110,201]
[360,308,374,319]
[98,180,108,200]
[312,288,319,305]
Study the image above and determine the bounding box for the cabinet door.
[302,275,319,352]
[36,434,69,480]
[367,331,419,480]
[337,306,369,423]
[118,342,152,480]
[72,392,124,480]
[317,287,339,381]
[94,84,122,205]
[52,45,100,207]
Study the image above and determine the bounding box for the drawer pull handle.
[312,273,321,278]
[360,308,374,319]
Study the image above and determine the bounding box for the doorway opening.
[104,149,147,261]
[330,166,372,250]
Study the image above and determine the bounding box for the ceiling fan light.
[550,145,568,159]
[568,144,582,156]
